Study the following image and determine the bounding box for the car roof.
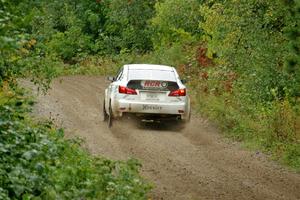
[125,64,174,71]
[125,64,177,81]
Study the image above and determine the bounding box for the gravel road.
[25,76,300,200]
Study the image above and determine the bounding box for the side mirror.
[107,76,115,82]
[181,79,187,84]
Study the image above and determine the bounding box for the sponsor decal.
[161,81,168,88]
[141,80,168,89]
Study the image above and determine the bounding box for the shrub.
[47,27,91,62]
[0,86,151,199]
[151,0,202,46]
[101,0,155,54]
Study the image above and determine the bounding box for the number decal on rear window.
[141,81,168,89]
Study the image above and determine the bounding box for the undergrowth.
[192,84,300,171]
[0,84,151,199]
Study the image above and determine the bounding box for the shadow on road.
[136,121,185,132]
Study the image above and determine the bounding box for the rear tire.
[187,109,191,122]
[108,104,113,128]
[102,100,108,121]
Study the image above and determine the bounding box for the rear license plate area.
[142,104,162,111]
[141,92,164,101]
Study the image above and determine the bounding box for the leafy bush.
[99,0,155,54]
[142,43,192,67]
[0,1,20,82]
[201,0,297,101]
[47,27,91,61]
[0,87,151,199]
[151,0,202,46]
[283,0,300,97]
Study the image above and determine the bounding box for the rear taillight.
[168,88,186,96]
[119,86,137,95]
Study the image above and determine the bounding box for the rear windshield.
[127,80,179,91]
[128,69,176,82]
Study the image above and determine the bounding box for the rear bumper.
[114,99,189,120]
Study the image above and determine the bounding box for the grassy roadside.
[192,88,300,171]
[0,82,151,199]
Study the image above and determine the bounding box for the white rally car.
[103,64,190,127]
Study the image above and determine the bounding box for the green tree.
[99,0,155,54]
[283,0,300,97]
[201,0,297,102]
[151,0,203,46]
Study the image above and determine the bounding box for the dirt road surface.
[25,76,300,200]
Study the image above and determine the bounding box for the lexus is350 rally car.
[103,64,190,127]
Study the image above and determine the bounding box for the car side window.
[116,67,124,81]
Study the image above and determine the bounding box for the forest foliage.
[0,0,300,198]
[0,86,150,199]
